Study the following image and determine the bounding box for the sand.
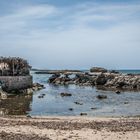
[0,116,140,140]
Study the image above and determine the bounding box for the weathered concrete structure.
[0,76,33,91]
[0,57,33,92]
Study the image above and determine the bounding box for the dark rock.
[41,93,46,96]
[95,74,107,85]
[69,108,73,111]
[32,83,45,90]
[133,84,137,89]
[32,83,40,87]
[110,70,119,74]
[127,73,134,76]
[75,73,91,82]
[116,91,121,94]
[117,82,127,88]
[48,73,60,83]
[91,107,97,110]
[90,67,108,73]
[124,101,129,104]
[80,113,87,116]
[47,68,140,91]
[60,93,72,97]
[38,95,44,98]
[64,74,69,78]
[74,102,83,105]
[97,95,107,99]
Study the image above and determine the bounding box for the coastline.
[1,67,140,139]
[0,116,140,140]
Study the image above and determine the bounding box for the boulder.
[116,90,121,94]
[117,81,127,88]
[48,73,60,83]
[74,101,83,105]
[38,93,45,98]
[91,107,97,110]
[60,92,72,97]
[110,70,119,74]
[38,95,44,98]
[0,89,7,99]
[26,88,33,94]
[69,108,73,111]
[95,74,107,85]
[80,113,87,116]
[90,67,108,73]
[32,83,45,91]
[97,95,107,99]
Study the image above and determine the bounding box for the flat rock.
[60,93,72,97]
[97,95,107,99]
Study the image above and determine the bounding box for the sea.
[0,70,140,117]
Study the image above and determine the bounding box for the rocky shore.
[0,116,140,140]
[48,67,140,91]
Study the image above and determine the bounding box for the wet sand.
[0,116,140,140]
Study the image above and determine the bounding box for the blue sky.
[0,0,140,69]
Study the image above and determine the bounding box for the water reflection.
[0,94,32,115]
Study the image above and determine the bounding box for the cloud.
[0,2,140,69]
[0,4,57,34]
[14,5,57,19]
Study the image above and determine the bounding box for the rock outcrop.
[90,67,108,73]
[48,67,140,91]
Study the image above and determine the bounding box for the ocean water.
[0,70,140,117]
[118,70,140,74]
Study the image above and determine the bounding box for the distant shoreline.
[32,69,140,75]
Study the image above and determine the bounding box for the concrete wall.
[0,76,32,91]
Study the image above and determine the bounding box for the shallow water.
[0,71,140,117]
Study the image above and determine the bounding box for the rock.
[124,101,129,104]
[95,74,107,85]
[26,114,32,118]
[32,83,45,91]
[37,93,46,99]
[48,73,60,83]
[41,93,46,96]
[74,102,83,105]
[60,93,72,97]
[47,68,140,91]
[38,95,44,98]
[64,74,69,78]
[110,70,119,74]
[117,81,127,88]
[26,88,33,94]
[116,90,121,94]
[80,113,87,116]
[97,95,107,99]
[0,89,7,99]
[91,107,97,110]
[90,67,108,73]
[33,83,44,88]
[69,108,73,111]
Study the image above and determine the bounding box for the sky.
[0,0,140,70]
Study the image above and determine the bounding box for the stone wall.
[0,76,32,91]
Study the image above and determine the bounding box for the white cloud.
[14,5,57,19]
[0,4,57,33]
